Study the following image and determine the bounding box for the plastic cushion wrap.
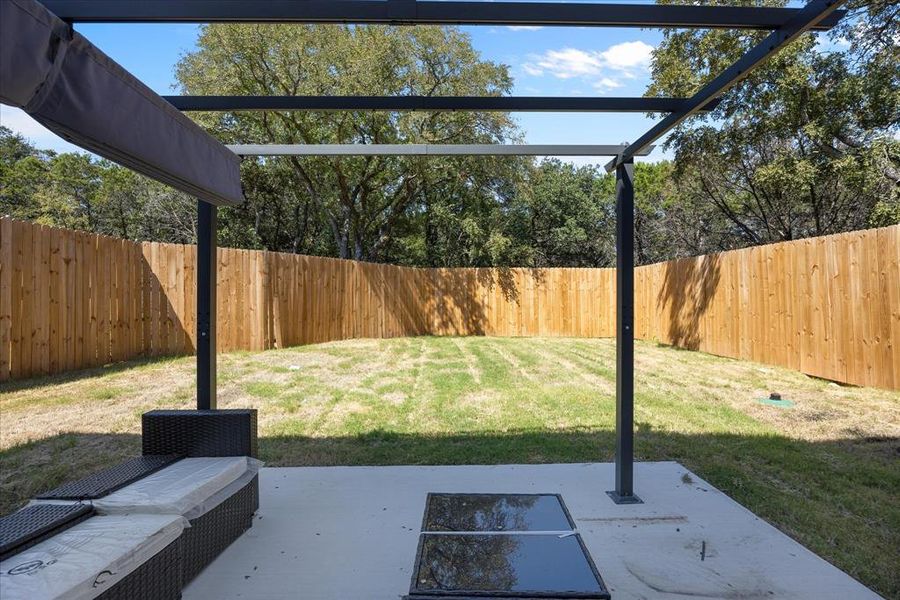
[91,457,261,519]
[0,514,185,600]
[187,465,259,520]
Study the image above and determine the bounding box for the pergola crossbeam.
[227,144,654,157]
[167,96,721,114]
[42,0,843,30]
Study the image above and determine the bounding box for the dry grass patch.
[0,337,898,597]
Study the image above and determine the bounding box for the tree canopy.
[0,126,197,242]
[176,24,524,263]
[1,8,897,267]
[647,0,899,248]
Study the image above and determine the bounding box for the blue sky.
[0,9,841,167]
[470,25,669,164]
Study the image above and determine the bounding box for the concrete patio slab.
[184,462,880,599]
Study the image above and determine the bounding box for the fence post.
[197,200,217,410]
[608,157,642,504]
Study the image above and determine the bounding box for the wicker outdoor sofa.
[0,409,259,600]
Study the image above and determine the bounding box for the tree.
[0,126,48,220]
[390,154,527,267]
[92,164,197,242]
[40,153,102,229]
[648,0,899,249]
[504,160,614,267]
[4,12,895,266]
[176,24,520,262]
[0,126,197,242]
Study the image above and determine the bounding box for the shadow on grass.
[0,432,142,515]
[0,355,189,394]
[1,427,897,596]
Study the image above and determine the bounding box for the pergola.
[1,0,846,506]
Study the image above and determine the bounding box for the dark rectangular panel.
[411,533,609,598]
[41,1,843,30]
[36,455,182,500]
[0,504,94,561]
[423,493,574,532]
[164,95,721,113]
[142,409,258,458]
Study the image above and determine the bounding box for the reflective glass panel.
[424,493,573,532]
[412,533,607,597]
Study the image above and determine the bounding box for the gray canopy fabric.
[0,0,244,206]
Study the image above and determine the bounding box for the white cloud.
[593,77,624,91]
[521,40,655,91]
[1,106,51,139]
[522,63,546,77]
[524,48,603,79]
[507,26,543,32]
[598,40,654,71]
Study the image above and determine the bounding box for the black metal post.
[608,157,641,504]
[197,200,217,410]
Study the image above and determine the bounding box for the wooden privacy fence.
[1,217,897,389]
[634,226,899,391]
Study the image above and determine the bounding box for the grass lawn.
[1,336,898,597]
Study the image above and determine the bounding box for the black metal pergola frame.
[43,0,845,505]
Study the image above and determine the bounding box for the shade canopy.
[0,0,244,206]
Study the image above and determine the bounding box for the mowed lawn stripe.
[0,337,897,597]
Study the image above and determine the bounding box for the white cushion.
[91,457,260,518]
[0,514,185,600]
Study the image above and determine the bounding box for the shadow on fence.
[478,267,523,304]
[430,268,490,336]
[140,245,194,358]
[4,217,898,389]
[656,254,721,350]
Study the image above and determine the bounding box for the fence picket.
[0,217,896,390]
[0,219,12,380]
